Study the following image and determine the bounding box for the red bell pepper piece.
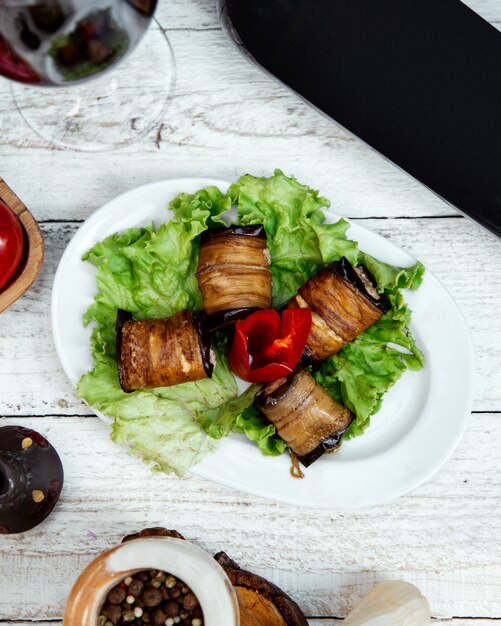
[0,34,43,84]
[229,308,312,383]
[0,200,24,291]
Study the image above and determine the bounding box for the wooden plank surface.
[458,0,501,23]
[0,412,499,620]
[0,216,499,416]
[1,0,500,623]
[0,215,499,621]
[0,0,498,224]
[0,29,472,221]
[160,0,501,32]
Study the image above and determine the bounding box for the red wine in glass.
[0,0,174,151]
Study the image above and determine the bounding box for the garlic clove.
[344,581,431,626]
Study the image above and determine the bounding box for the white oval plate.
[52,178,474,508]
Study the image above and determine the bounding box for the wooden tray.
[0,178,44,314]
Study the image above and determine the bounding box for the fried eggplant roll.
[287,257,390,363]
[257,369,354,467]
[116,309,214,392]
[196,225,272,329]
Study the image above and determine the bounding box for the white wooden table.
[1,1,500,624]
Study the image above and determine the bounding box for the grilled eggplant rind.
[196,225,272,329]
[287,256,390,364]
[257,369,354,467]
[116,309,214,392]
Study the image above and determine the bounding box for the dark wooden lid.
[0,426,63,534]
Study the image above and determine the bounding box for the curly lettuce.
[78,170,425,474]
[312,255,424,437]
[77,208,236,475]
[229,170,425,439]
[229,170,359,306]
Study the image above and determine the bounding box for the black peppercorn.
[128,580,144,597]
[103,604,122,623]
[107,586,126,605]
[183,592,198,611]
[164,601,179,617]
[170,587,181,600]
[98,570,204,626]
[151,609,166,625]
[142,587,162,608]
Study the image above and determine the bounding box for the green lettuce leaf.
[196,383,261,439]
[169,185,230,229]
[78,213,240,475]
[229,170,425,441]
[229,169,359,306]
[195,379,287,455]
[82,219,205,343]
[361,254,425,292]
[78,171,425,474]
[233,406,287,456]
[78,341,237,476]
[314,262,425,437]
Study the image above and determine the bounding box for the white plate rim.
[51,177,475,509]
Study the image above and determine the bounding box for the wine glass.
[0,0,175,151]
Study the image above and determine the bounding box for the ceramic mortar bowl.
[64,536,240,626]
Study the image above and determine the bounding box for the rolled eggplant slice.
[196,225,272,328]
[287,294,346,362]
[287,257,390,363]
[257,369,354,467]
[116,309,214,392]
